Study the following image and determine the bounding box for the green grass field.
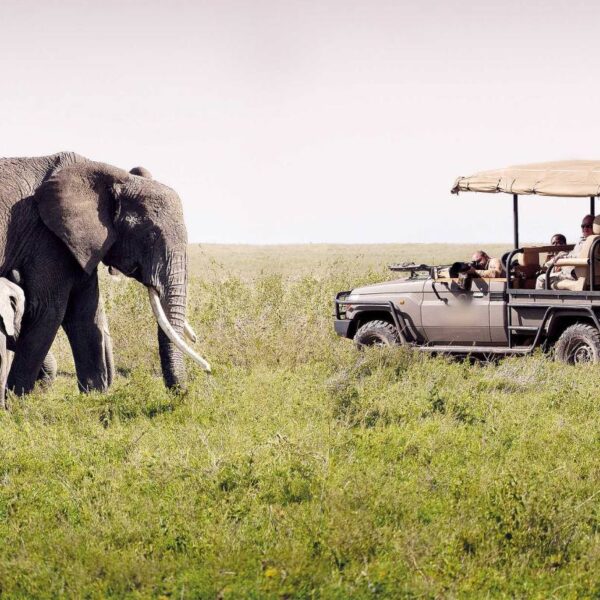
[2,244,600,598]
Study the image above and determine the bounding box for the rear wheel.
[554,323,600,364]
[354,320,400,349]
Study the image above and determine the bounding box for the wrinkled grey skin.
[8,268,58,388]
[0,152,189,395]
[0,278,24,407]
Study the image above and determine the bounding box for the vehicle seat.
[553,227,600,291]
[517,249,540,277]
[509,249,539,288]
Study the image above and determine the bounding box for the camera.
[449,261,476,278]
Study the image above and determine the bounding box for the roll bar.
[510,194,595,251]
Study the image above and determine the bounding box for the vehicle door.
[421,276,491,344]
[489,279,508,343]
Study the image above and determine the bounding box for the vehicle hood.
[350,278,427,296]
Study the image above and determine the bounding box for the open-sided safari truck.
[334,161,600,363]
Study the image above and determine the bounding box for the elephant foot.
[36,352,58,388]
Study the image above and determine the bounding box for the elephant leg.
[62,273,114,393]
[36,351,58,387]
[7,306,66,396]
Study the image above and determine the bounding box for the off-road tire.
[354,320,400,349]
[554,323,600,364]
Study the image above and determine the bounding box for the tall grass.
[1,244,600,598]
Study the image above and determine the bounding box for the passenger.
[540,234,568,271]
[548,233,567,259]
[536,215,594,289]
[469,250,505,278]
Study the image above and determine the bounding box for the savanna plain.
[3,243,600,598]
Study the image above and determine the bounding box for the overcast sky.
[1,0,600,245]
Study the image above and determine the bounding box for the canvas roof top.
[451,160,600,197]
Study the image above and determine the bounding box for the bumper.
[334,319,351,338]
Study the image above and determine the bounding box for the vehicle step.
[510,326,539,332]
[417,345,531,355]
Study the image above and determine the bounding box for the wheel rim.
[364,334,389,347]
[567,340,594,363]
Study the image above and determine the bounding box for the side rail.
[544,236,600,290]
[592,236,600,286]
[334,292,411,344]
[505,247,524,290]
[507,304,600,351]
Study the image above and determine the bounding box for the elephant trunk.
[149,251,210,390]
[156,251,188,389]
[148,289,211,376]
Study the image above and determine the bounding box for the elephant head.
[0,278,25,406]
[35,160,209,389]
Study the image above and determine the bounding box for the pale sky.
[1,0,600,245]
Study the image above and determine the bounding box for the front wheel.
[554,323,600,364]
[354,320,400,349]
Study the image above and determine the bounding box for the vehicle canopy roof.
[452,160,600,197]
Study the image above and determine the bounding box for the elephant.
[0,152,210,396]
[0,278,24,407]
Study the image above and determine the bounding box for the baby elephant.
[0,279,24,408]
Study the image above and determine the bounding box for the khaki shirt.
[568,236,587,258]
[558,236,586,279]
[475,257,505,278]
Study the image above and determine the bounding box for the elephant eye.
[124,214,143,227]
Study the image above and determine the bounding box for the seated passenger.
[533,234,568,287]
[548,233,567,260]
[536,215,594,289]
[469,250,505,278]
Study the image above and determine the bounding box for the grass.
[2,243,600,598]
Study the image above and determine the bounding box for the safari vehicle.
[334,161,600,363]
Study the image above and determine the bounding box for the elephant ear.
[129,166,152,179]
[0,279,24,349]
[36,161,130,274]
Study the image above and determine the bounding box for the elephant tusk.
[148,288,211,373]
[183,321,197,343]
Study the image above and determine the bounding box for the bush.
[3,247,600,596]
